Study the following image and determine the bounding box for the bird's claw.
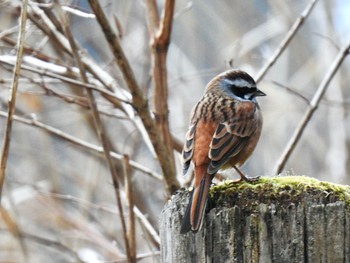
[240,174,260,182]
[228,175,260,184]
[232,165,260,183]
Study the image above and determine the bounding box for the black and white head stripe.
[223,77,256,89]
[222,69,255,83]
[218,69,265,100]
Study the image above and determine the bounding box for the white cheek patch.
[244,93,256,100]
[224,78,254,88]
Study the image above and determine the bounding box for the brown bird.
[180,69,265,233]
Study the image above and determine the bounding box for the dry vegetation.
[0,0,349,262]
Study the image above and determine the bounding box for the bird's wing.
[208,102,258,174]
[182,123,196,175]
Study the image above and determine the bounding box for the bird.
[180,69,265,233]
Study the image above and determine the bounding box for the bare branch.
[0,111,162,181]
[88,0,180,194]
[124,155,136,263]
[133,206,160,247]
[172,135,183,153]
[0,206,28,261]
[255,0,319,83]
[6,0,159,159]
[273,40,350,174]
[0,0,28,199]
[42,190,160,247]
[0,55,130,105]
[269,80,310,104]
[13,230,83,262]
[145,0,177,192]
[156,0,175,47]
[145,0,159,35]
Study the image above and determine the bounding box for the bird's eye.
[231,86,257,99]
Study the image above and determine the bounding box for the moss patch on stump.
[209,175,350,211]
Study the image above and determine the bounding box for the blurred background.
[0,0,349,262]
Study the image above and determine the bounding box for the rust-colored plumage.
[181,69,265,233]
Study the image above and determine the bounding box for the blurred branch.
[255,0,318,83]
[273,40,350,174]
[44,191,160,247]
[123,155,136,263]
[0,26,19,40]
[88,0,180,194]
[0,206,27,262]
[37,195,125,259]
[133,206,160,247]
[8,1,159,159]
[145,0,177,187]
[55,5,133,259]
[0,0,28,199]
[0,77,131,120]
[5,229,83,262]
[25,2,125,103]
[156,0,175,46]
[57,7,132,260]
[144,0,159,35]
[0,111,162,181]
[313,32,340,51]
[269,80,310,104]
[172,135,183,153]
[45,190,161,250]
[39,86,130,119]
[0,55,130,105]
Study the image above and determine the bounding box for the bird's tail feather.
[180,175,212,233]
[180,189,194,234]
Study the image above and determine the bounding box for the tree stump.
[160,176,350,263]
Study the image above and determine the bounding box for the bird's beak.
[255,89,266,97]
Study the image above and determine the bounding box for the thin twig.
[54,5,132,260]
[269,80,310,104]
[0,77,131,120]
[8,1,159,158]
[5,229,83,262]
[0,55,130,105]
[42,190,161,247]
[133,206,160,247]
[145,0,159,35]
[36,194,125,258]
[38,85,130,120]
[0,0,28,199]
[156,0,175,46]
[273,40,350,174]
[0,3,30,255]
[124,155,136,263]
[0,206,28,262]
[21,0,159,158]
[255,0,319,83]
[0,111,162,181]
[0,25,19,40]
[88,0,180,194]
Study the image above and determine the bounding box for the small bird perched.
[180,69,265,233]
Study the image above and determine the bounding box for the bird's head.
[206,69,266,101]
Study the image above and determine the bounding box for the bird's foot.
[240,174,260,182]
[232,166,260,183]
[228,175,260,185]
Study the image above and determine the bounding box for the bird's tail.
[180,174,212,233]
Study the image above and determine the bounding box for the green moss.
[209,175,350,210]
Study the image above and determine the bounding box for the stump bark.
[160,176,350,263]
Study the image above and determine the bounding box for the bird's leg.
[232,166,260,183]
